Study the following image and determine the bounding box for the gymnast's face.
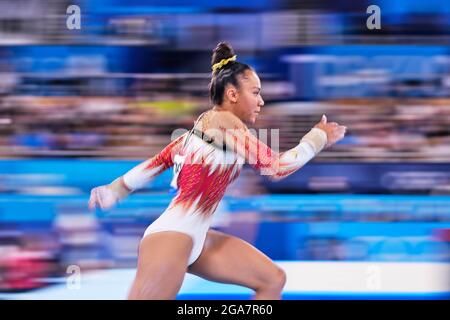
[227,69,264,124]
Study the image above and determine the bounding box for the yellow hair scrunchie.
[211,55,237,72]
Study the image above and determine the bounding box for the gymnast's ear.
[225,85,238,104]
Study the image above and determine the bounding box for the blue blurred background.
[0,0,449,299]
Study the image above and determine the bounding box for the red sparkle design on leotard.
[173,152,239,218]
[240,129,299,179]
[233,127,280,173]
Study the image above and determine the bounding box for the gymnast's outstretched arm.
[88,133,187,210]
[205,111,345,181]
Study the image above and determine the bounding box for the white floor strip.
[0,262,448,300]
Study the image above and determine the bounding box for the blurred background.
[0,0,449,299]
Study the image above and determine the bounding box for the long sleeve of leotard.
[206,111,328,181]
[116,132,187,192]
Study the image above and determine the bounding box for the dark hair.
[209,42,251,105]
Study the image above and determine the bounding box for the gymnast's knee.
[258,266,287,292]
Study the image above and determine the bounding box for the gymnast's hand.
[314,114,347,149]
[88,185,118,211]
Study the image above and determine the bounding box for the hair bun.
[211,42,235,67]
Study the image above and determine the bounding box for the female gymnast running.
[88,42,346,300]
